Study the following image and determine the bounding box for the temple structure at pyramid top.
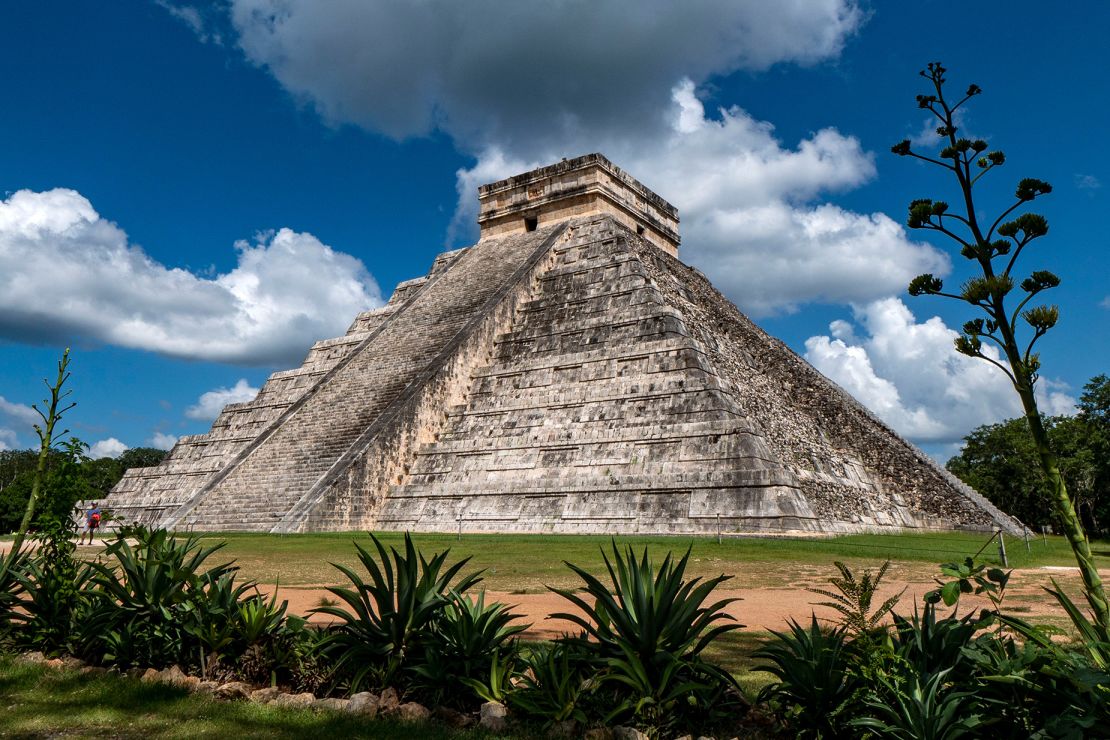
[106,154,1022,536]
[476,153,680,256]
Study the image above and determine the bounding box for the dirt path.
[262,566,1087,640]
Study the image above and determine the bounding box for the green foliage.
[549,542,743,733]
[947,378,1110,535]
[13,516,92,655]
[0,546,29,639]
[459,647,517,704]
[507,643,595,726]
[411,590,526,707]
[0,445,167,533]
[757,559,1110,737]
[551,542,739,665]
[83,526,241,668]
[850,669,994,740]
[806,560,903,639]
[754,617,856,738]
[312,532,482,691]
[890,603,977,680]
[925,558,1010,616]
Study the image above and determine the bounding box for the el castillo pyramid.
[106,154,1021,535]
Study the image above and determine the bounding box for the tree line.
[948,374,1109,536]
[0,444,165,533]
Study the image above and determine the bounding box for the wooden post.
[457,514,463,541]
[998,530,1008,568]
[716,513,721,545]
[1023,527,1031,554]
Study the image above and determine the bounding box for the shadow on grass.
[0,658,503,740]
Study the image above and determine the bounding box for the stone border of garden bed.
[14,651,692,740]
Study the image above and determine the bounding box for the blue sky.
[1,1,1106,461]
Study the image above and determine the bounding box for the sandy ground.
[4,538,1095,640]
[261,568,1090,640]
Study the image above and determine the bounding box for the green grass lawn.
[0,657,511,739]
[172,529,1106,591]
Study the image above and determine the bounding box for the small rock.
[19,651,46,663]
[180,676,201,690]
[44,658,65,669]
[346,692,380,717]
[195,680,219,694]
[271,692,316,708]
[548,720,577,737]
[141,668,160,683]
[583,730,613,740]
[314,697,350,712]
[613,728,649,740]
[78,666,108,676]
[394,702,430,722]
[433,706,473,728]
[159,665,188,686]
[378,687,401,713]
[250,687,283,704]
[480,701,508,732]
[61,656,85,670]
[214,681,252,700]
[125,667,145,679]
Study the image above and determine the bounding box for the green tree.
[947,416,1051,529]
[117,447,168,470]
[892,63,1109,632]
[946,380,1110,537]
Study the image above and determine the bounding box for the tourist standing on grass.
[80,502,101,546]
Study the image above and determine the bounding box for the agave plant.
[412,589,526,704]
[550,542,741,730]
[551,542,739,664]
[0,547,30,637]
[508,642,595,726]
[84,526,240,667]
[850,669,995,740]
[891,601,977,680]
[312,532,482,691]
[754,616,857,738]
[461,648,518,704]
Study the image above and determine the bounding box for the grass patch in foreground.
[0,657,507,740]
[164,530,1107,591]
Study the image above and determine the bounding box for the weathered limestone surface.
[106,154,1022,535]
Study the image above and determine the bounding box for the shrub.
[411,589,526,707]
[312,532,482,692]
[807,560,903,641]
[11,514,91,656]
[83,526,242,668]
[755,616,857,738]
[507,642,596,727]
[550,542,744,735]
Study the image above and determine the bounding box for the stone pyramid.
[107,154,1021,535]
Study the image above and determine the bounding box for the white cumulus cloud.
[89,438,128,459]
[0,188,382,365]
[453,81,949,315]
[0,396,38,450]
[804,297,1076,445]
[217,2,945,316]
[185,379,260,421]
[149,431,179,450]
[0,429,18,451]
